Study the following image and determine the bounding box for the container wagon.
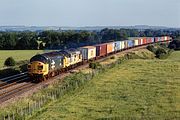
[107,42,115,54]
[121,41,125,50]
[80,46,96,60]
[114,41,121,51]
[127,40,134,48]
[94,43,107,57]
[134,39,139,46]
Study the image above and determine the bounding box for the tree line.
[0,28,179,50]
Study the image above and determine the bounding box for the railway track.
[0,82,35,103]
[0,72,29,88]
[0,72,32,103]
[0,43,166,104]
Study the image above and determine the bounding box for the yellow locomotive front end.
[28,61,49,77]
[28,54,49,81]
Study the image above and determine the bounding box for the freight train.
[28,36,172,81]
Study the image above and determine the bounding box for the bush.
[19,64,28,72]
[4,57,16,66]
[110,56,115,59]
[89,62,101,69]
[147,44,173,59]
[155,48,167,59]
[147,45,157,53]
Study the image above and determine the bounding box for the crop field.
[0,50,49,68]
[28,51,180,120]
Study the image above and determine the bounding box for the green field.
[29,51,180,120]
[0,50,48,68]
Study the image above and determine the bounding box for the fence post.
[3,114,5,120]
[7,113,10,120]
[12,112,14,120]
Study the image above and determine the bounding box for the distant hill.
[0,25,179,32]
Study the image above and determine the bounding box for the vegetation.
[89,62,102,69]
[0,50,179,119]
[110,56,115,59]
[4,57,16,66]
[147,44,173,59]
[0,50,45,68]
[169,39,180,50]
[0,29,179,50]
[27,51,180,119]
[0,50,48,78]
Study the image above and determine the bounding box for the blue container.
[128,40,134,47]
[114,41,121,51]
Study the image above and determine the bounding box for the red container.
[147,38,152,43]
[143,38,147,44]
[94,43,107,57]
[146,38,149,43]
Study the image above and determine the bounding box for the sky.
[0,0,180,28]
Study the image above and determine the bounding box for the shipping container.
[147,38,151,43]
[94,43,107,57]
[141,38,143,45]
[168,36,172,41]
[143,38,147,44]
[164,36,168,41]
[80,46,96,60]
[158,37,161,42]
[121,41,125,50]
[151,37,155,43]
[138,38,142,45]
[124,40,128,49]
[107,42,115,53]
[161,36,165,41]
[128,40,134,47]
[134,39,139,46]
[155,37,158,42]
[138,38,143,45]
[114,41,121,51]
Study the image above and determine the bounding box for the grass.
[28,51,180,120]
[0,50,48,68]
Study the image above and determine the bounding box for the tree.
[3,33,17,49]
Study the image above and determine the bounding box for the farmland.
[28,51,180,119]
[0,50,48,68]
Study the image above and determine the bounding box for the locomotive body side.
[28,52,65,80]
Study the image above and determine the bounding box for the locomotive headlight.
[28,65,31,69]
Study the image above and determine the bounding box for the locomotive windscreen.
[30,55,48,63]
